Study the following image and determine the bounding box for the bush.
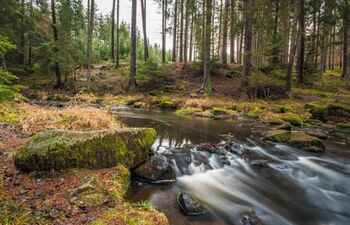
[0,70,25,101]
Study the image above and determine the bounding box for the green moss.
[288,133,326,153]
[278,113,304,127]
[133,101,146,108]
[265,130,292,142]
[15,128,157,171]
[336,123,350,129]
[305,103,329,122]
[158,97,175,109]
[327,104,350,118]
[211,107,228,115]
[234,102,267,118]
[175,107,202,116]
[0,102,24,125]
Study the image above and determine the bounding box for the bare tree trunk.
[179,0,184,62]
[20,0,25,65]
[230,0,235,64]
[297,0,305,84]
[221,0,229,66]
[200,0,212,93]
[172,0,178,62]
[51,0,63,88]
[162,0,167,63]
[189,9,194,62]
[87,0,94,90]
[141,0,149,61]
[238,22,244,64]
[111,0,116,62]
[184,0,189,62]
[129,0,137,91]
[241,0,253,91]
[343,0,349,79]
[218,0,223,58]
[28,0,33,66]
[286,4,299,97]
[116,0,120,67]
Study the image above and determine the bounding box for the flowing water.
[112,106,350,225]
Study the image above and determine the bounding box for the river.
[112,106,350,225]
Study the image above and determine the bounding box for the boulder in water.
[134,155,176,183]
[242,211,267,225]
[177,191,207,216]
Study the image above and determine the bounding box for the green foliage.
[133,201,155,210]
[0,35,15,55]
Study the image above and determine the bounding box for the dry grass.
[19,103,122,135]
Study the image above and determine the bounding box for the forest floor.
[1,62,350,224]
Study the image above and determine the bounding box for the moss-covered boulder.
[328,104,350,118]
[305,103,328,122]
[15,128,157,171]
[279,113,304,127]
[264,130,292,143]
[264,131,326,153]
[336,123,350,132]
[288,133,326,153]
[177,191,207,216]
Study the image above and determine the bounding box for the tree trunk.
[241,0,253,91]
[221,0,229,66]
[189,9,194,62]
[184,0,190,62]
[20,0,25,65]
[285,3,299,97]
[218,0,223,58]
[51,0,62,88]
[200,0,212,93]
[343,0,349,79]
[179,0,184,62]
[116,0,120,67]
[141,0,149,61]
[129,0,137,91]
[28,0,33,66]
[111,0,116,62]
[297,0,305,84]
[172,0,178,62]
[230,0,235,64]
[87,0,94,90]
[162,0,167,63]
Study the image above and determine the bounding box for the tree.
[297,0,305,84]
[162,0,167,63]
[200,0,212,93]
[116,0,120,67]
[172,0,178,62]
[111,0,116,62]
[87,0,95,90]
[129,0,137,91]
[241,0,253,92]
[342,0,349,79]
[221,0,229,66]
[51,0,63,88]
[230,0,235,64]
[285,2,299,97]
[141,0,149,61]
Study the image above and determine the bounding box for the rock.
[196,143,216,152]
[177,191,206,216]
[134,155,176,183]
[242,211,267,225]
[305,103,329,122]
[68,176,110,210]
[305,130,328,139]
[278,113,304,127]
[273,122,292,131]
[288,133,326,153]
[264,130,292,143]
[264,130,326,153]
[224,142,245,155]
[336,123,350,132]
[250,160,269,169]
[15,128,156,171]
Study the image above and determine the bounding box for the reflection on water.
[113,107,350,225]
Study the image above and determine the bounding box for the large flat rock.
[15,128,156,171]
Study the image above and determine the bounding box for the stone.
[177,191,206,216]
[242,211,267,225]
[15,128,156,171]
[134,155,176,183]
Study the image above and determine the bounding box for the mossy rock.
[158,97,176,109]
[264,130,326,153]
[305,103,328,122]
[175,107,202,116]
[278,113,304,127]
[327,104,350,118]
[15,128,157,171]
[177,191,207,216]
[264,130,292,143]
[288,133,326,153]
[133,101,147,108]
[336,123,350,132]
[211,107,228,115]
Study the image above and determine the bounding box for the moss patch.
[305,103,329,122]
[278,113,304,127]
[90,203,169,225]
[15,128,157,171]
[175,107,202,116]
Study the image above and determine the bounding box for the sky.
[85,0,172,47]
